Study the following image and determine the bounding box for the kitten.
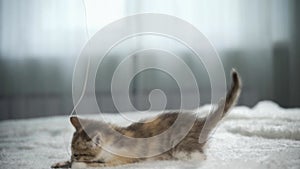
[51,69,241,168]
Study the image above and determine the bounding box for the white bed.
[0,101,299,169]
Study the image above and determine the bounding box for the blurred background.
[0,0,299,120]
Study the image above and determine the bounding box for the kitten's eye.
[73,153,90,157]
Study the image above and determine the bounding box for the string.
[70,0,91,116]
[62,0,91,157]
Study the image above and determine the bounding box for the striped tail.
[223,68,242,116]
[199,69,242,143]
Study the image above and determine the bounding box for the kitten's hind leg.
[51,160,71,168]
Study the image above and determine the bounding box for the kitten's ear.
[70,116,82,130]
[91,135,101,147]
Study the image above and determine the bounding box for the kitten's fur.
[52,70,241,168]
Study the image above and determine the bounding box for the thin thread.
[70,0,91,116]
[63,0,91,157]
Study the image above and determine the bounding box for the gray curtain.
[0,0,299,120]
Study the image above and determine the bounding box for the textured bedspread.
[0,101,299,169]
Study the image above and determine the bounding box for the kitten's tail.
[222,68,242,116]
[199,69,242,143]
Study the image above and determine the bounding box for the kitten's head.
[70,116,111,163]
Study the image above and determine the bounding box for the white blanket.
[0,101,299,169]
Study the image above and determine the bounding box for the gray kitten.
[52,69,241,168]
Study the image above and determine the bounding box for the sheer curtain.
[0,0,298,119]
[115,0,296,107]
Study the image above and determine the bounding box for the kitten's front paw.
[51,161,71,168]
